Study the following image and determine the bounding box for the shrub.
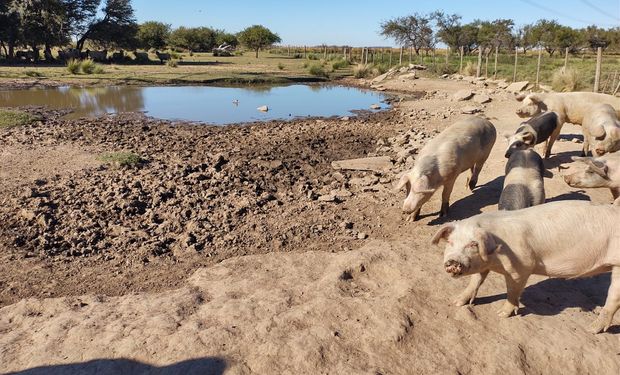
[331,59,349,70]
[277,63,285,70]
[167,59,179,67]
[99,152,143,168]
[461,61,476,76]
[552,67,584,92]
[307,53,319,60]
[292,53,302,59]
[353,64,371,78]
[308,64,329,78]
[302,62,309,68]
[234,50,244,56]
[80,59,97,74]
[24,70,43,77]
[66,59,81,74]
[0,109,40,128]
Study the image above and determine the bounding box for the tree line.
[380,11,620,57]
[0,0,281,61]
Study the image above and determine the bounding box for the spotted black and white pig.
[396,117,496,220]
[504,111,558,159]
[498,149,547,211]
[432,200,620,333]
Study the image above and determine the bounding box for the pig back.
[419,117,496,176]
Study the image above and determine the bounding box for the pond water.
[0,84,389,125]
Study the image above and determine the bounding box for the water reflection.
[0,84,388,125]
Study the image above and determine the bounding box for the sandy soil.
[1,76,619,374]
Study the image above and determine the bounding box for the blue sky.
[132,0,620,46]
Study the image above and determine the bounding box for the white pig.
[563,153,620,205]
[432,200,620,333]
[396,117,496,220]
[582,103,620,157]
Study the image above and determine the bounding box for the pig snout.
[594,148,606,156]
[444,260,465,277]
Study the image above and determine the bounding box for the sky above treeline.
[132,0,620,46]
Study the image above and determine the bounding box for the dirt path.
[1,77,619,374]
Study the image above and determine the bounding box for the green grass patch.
[24,70,44,77]
[0,109,40,128]
[66,59,81,74]
[99,152,143,168]
[308,64,329,78]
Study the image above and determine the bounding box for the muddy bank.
[0,107,423,306]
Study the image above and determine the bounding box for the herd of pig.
[396,91,620,334]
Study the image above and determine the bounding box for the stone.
[318,194,336,202]
[370,72,390,84]
[331,156,392,172]
[473,94,492,104]
[357,232,368,240]
[331,189,352,199]
[461,106,482,114]
[257,105,269,112]
[452,89,473,101]
[496,80,509,89]
[349,176,379,187]
[441,74,449,78]
[370,104,381,110]
[400,72,417,80]
[505,81,529,92]
[340,116,350,121]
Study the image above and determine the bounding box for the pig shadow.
[544,149,583,170]
[558,133,583,142]
[545,190,591,202]
[8,357,227,375]
[427,176,504,225]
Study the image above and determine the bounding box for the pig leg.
[454,270,489,306]
[544,131,559,159]
[440,177,456,217]
[498,274,528,318]
[589,266,620,334]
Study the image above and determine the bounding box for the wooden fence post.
[476,47,482,77]
[389,49,392,67]
[594,47,602,92]
[536,46,542,88]
[493,45,498,79]
[399,46,403,65]
[484,51,489,77]
[459,46,463,72]
[304,45,307,59]
[513,47,518,82]
[365,47,369,64]
[409,47,412,64]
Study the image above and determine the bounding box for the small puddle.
[0,84,390,125]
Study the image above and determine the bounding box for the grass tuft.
[552,67,585,92]
[353,64,371,78]
[166,59,179,68]
[308,64,329,78]
[0,109,40,128]
[461,61,476,76]
[99,152,143,168]
[66,59,81,74]
[331,59,349,70]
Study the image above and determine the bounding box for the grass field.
[0,52,354,86]
[1,48,620,93]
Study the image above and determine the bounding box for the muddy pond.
[0,84,389,124]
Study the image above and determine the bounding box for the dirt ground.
[1,76,619,374]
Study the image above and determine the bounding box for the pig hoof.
[453,295,474,307]
[588,312,612,334]
[496,303,517,318]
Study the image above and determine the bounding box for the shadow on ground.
[7,357,227,375]
[546,190,591,202]
[428,176,504,225]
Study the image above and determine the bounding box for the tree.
[168,26,217,52]
[74,0,137,51]
[530,19,563,56]
[238,25,281,58]
[215,30,238,48]
[582,25,610,52]
[380,13,434,55]
[137,21,170,50]
[0,0,20,59]
[432,11,462,50]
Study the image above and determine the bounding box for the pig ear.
[431,224,454,245]
[412,175,435,194]
[394,174,411,194]
[586,159,609,178]
[522,132,536,145]
[588,124,606,139]
[474,229,497,262]
[515,93,528,102]
[528,93,543,104]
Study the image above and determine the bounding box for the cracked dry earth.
[1,78,619,374]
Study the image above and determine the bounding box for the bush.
[66,59,81,74]
[234,50,244,56]
[0,109,40,128]
[277,63,285,70]
[308,64,329,78]
[99,152,143,168]
[24,70,43,77]
[353,64,371,78]
[80,59,96,74]
[552,67,585,92]
[307,53,319,60]
[292,53,302,59]
[462,61,476,76]
[166,59,179,67]
[331,59,349,70]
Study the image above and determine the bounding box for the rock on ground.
[331,156,392,172]
[505,81,529,92]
